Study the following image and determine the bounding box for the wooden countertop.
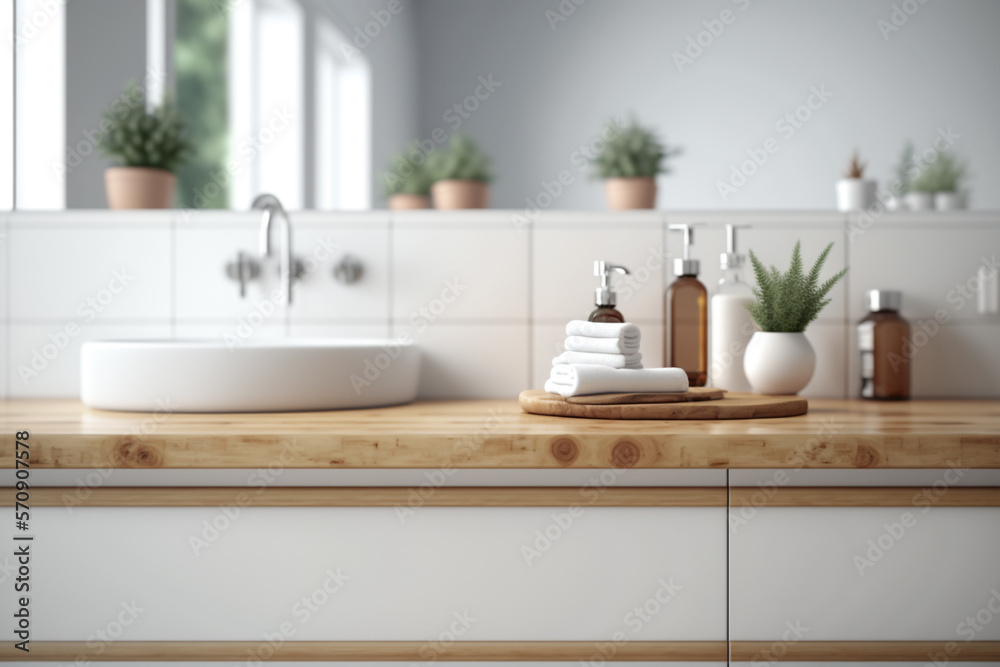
[1,399,999,469]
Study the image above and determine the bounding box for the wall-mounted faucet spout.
[252,193,293,305]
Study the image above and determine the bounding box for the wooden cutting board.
[519,389,808,420]
[566,387,724,405]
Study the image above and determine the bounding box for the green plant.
[746,241,848,333]
[426,134,493,183]
[844,150,867,179]
[912,152,967,193]
[591,117,681,179]
[384,143,435,197]
[99,83,192,173]
[893,142,914,195]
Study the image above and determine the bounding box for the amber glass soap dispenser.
[667,224,707,386]
[858,289,910,400]
[590,261,630,323]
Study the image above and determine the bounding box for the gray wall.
[65,0,148,208]
[414,0,1000,210]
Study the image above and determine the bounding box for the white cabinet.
[730,507,1000,640]
[5,506,726,641]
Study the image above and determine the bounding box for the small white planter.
[886,194,907,212]
[934,191,967,211]
[743,331,816,395]
[904,191,934,211]
[836,178,876,212]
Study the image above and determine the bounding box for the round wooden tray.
[519,389,808,420]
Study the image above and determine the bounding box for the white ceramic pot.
[836,178,876,212]
[886,194,907,212]
[904,191,934,211]
[743,331,815,395]
[934,191,967,211]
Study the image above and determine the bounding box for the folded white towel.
[545,364,689,397]
[552,350,643,369]
[565,320,641,341]
[565,335,640,355]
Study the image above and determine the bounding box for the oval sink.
[81,339,420,412]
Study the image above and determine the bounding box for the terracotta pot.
[604,177,657,210]
[105,167,176,209]
[431,180,490,210]
[388,193,432,210]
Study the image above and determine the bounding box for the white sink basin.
[81,339,420,412]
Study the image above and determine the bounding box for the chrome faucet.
[252,194,294,304]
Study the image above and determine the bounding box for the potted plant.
[922,152,968,211]
[426,134,493,209]
[384,143,434,210]
[742,242,848,395]
[887,142,913,211]
[592,117,680,210]
[835,151,876,212]
[99,84,191,209]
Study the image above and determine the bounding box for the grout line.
[387,213,394,336]
[526,219,534,388]
[170,214,177,338]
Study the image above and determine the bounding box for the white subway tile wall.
[0,210,997,400]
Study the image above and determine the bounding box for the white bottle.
[710,225,756,392]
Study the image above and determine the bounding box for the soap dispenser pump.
[666,224,708,386]
[590,261,630,323]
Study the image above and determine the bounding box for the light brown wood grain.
[0,641,729,661]
[1,486,728,507]
[1,398,999,469]
[730,640,1000,661]
[521,390,807,420]
[565,387,725,404]
[730,486,1000,507]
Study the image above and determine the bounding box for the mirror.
[9,0,999,211]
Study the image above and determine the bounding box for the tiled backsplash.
[1,210,998,401]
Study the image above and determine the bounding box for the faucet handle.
[225,251,261,298]
[333,254,364,285]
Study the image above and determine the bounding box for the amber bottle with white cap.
[858,289,910,400]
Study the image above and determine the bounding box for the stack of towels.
[545,320,689,397]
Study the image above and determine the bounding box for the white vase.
[836,178,876,212]
[934,191,967,211]
[904,191,934,211]
[886,194,907,211]
[743,331,816,395]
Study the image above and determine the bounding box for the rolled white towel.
[566,320,641,341]
[545,364,689,397]
[565,335,640,355]
[553,350,642,369]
